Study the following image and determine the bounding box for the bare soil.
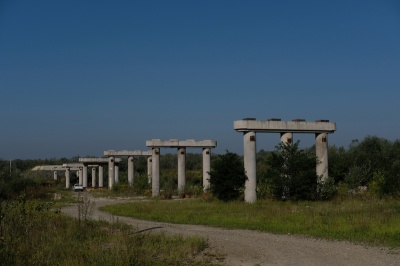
[61,193,400,266]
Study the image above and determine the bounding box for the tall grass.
[101,198,400,247]
[0,195,222,265]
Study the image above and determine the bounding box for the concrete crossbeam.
[234,119,336,133]
[79,158,121,163]
[104,150,152,156]
[32,165,74,171]
[146,139,217,148]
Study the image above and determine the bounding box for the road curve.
[61,193,400,266]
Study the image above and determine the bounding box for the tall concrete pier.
[151,147,160,197]
[202,148,211,190]
[104,150,153,186]
[243,131,257,203]
[146,139,217,197]
[234,118,336,203]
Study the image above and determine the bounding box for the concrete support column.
[316,132,329,182]
[147,156,152,184]
[244,131,257,203]
[65,168,70,189]
[99,165,104,188]
[177,147,186,192]
[83,165,88,188]
[78,168,83,185]
[202,148,211,191]
[108,157,115,189]
[53,171,58,181]
[128,156,134,186]
[115,164,119,184]
[280,132,293,144]
[91,167,96,187]
[152,148,160,197]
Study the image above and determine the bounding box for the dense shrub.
[265,141,319,201]
[209,151,247,201]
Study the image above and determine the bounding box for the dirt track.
[61,193,400,266]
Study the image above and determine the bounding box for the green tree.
[209,151,247,201]
[266,141,319,201]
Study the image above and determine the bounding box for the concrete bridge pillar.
[99,165,104,188]
[244,131,257,203]
[128,156,134,186]
[152,148,160,197]
[78,168,83,185]
[280,132,293,144]
[203,148,211,191]
[65,168,70,189]
[108,157,115,189]
[316,132,329,181]
[177,147,186,192]
[83,165,88,188]
[147,156,152,184]
[115,164,119,184]
[91,167,96,187]
[54,171,58,181]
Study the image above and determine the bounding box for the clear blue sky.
[1,0,399,159]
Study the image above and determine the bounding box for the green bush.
[266,141,319,201]
[209,151,247,201]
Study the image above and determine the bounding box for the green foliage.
[0,197,219,265]
[132,173,151,195]
[209,151,247,201]
[266,141,319,201]
[0,176,56,200]
[344,164,371,189]
[375,161,400,198]
[318,176,337,200]
[328,136,400,198]
[328,145,350,183]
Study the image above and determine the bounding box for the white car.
[73,184,84,192]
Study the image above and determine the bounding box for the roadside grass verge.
[0,197,223,266]
[101,198,400,248]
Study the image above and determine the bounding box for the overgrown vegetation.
[0,159,222,265]
[209,151,247,201]
[0,195,220,265]
[263,141,320,201]
[102,198,400,248]
[254,135,400,200]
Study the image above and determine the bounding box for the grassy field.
[0,196,223,266]
[101,197,400,248]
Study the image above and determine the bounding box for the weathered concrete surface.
[234,119,336,133]
[146,139,217,148]
[104,150,152,156]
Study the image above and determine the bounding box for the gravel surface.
[61,193,400,266]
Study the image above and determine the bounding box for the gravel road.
[61,193,400,266]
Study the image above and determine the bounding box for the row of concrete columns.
[146,139,217,197]
[63,164,107,189]
[36,118,336,203]
[104,150,153,188]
